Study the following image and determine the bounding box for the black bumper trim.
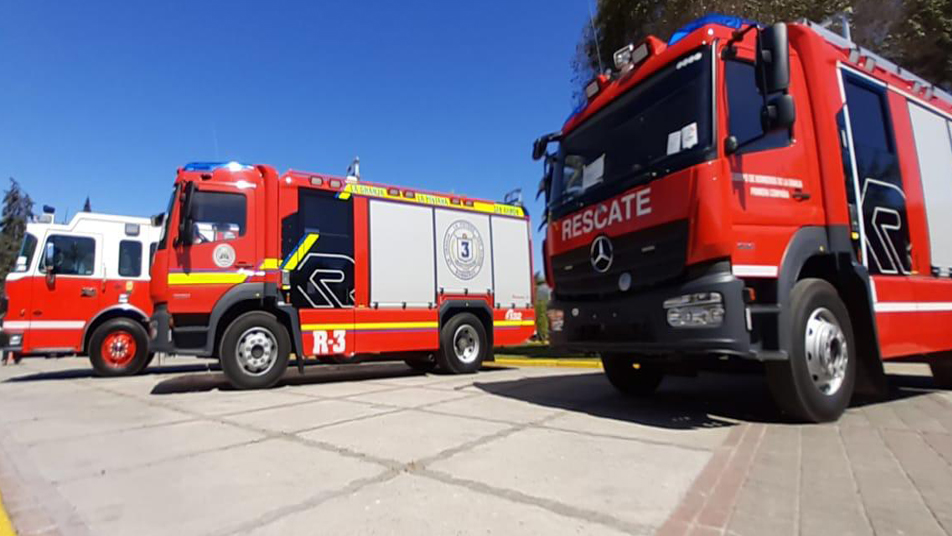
[550,267,762,359]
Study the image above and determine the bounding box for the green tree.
[0,179,34,296]
[575,1,952,93]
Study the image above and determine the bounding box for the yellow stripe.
[0,488,16,536]
[341,183,525,217]
[283,233,319,271]
[259,258,280,270]
[337,192,352,200]
[489,357,602,369]
[302,321,438,331]
[168,272,248,285]
[493,320,536,327]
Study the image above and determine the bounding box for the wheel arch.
[82,305,149,354]
[777,226,886,396]
[208,283,303,362]
[439,300,494,354]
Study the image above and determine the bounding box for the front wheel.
[89,318,151,377]
[219,312,291,390]
[766,278,856,423]
[601,354,664,396]
[436,313,487,374]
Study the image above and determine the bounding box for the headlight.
[8,334,22,346]
[663,293,724,328]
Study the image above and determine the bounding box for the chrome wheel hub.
[453,325,480,364]
[804,307,848,395]
[236,328,277,376]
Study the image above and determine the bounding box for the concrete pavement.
[0,357,950,535]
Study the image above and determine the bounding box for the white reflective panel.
[434,209,493,295]
[368,200,436,305]
[491,216,532,308]
[908,101,952,271]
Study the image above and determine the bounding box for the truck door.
[282,189,355,359]
[839,69,915,357]
[31,232,102,352]
[168,183,258,315]
[725,49,823,232]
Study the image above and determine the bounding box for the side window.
[40,235,96,276]
[190,191,246,244]
[843,74,912,275]
[149,242,158,267]
[15,233,37,272]
[118,240,143,278]
[282,189,355,309]
[725,60,790,153]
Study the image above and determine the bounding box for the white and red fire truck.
[149,162,535,389]
[1,210,161,375]
[534,14,952,422]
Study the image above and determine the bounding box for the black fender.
[207,283,304,365]
[775,226,886,395]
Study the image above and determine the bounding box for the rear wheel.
[219,312,290,389]
[601,354,664,396]
[766,279,856,423]
[436,313,487,374]
[89,318,151,377]
[929,357,952,389]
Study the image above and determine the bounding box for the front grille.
[552,220,688,300]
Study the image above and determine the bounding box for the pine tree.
[0,179,34,297]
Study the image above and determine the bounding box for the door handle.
[792,190,811,201]
[81,287,97,297]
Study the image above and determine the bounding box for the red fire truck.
[534,15,952,422]
[0,210,161,375]
[148,162,535,389]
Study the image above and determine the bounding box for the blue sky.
[0,1,590,268]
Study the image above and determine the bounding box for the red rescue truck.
[534,15,952,422]
[0,210,161,375]
[148,162,535,389]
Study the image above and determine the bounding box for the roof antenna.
[346,156,360,181]
[587,0,605,74]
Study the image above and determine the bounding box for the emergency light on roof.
[584,74,609,101]
[668,13,758,46]
[183,161,253,172]
[613,42,650,71]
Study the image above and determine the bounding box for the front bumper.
[549,266,754,358]
[0,328,23,353]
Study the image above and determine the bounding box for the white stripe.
[732,265,779,278]
[875,302,952,313]
[2,320,86,330]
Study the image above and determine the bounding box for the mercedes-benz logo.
[590,235,614,273]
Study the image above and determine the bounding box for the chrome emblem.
[590,235,614,273]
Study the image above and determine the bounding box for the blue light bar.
[668,13,758,46]
[183,161,253,172]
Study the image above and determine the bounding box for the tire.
[89,318,151,377]
[405,353,438,373]
[601,353,664,396]
[219,311,291,390]
[929,358,952,389]
[766,279,856,423]
[436,313,487,374]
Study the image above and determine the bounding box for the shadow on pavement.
[474,369,941,430]
[3,362,217,383]
[148,362,513,395]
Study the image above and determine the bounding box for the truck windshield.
[14,233,37,272]
[551,46,714,213]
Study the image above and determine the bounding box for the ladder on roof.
[800,18,952,107]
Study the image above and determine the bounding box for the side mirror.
[532,131,562,161]
[176,182,195,247]
[14,255,27,272]
[761,94,796,132]
[151,213,165,227]
[755,23,790,95]
[44,242,55,284]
